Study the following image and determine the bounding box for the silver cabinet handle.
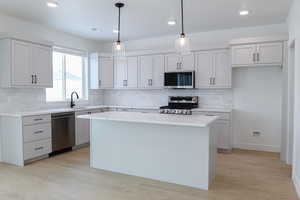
[213,77,216,85]
[257,53,260,62]
[209,78,212,85]
[34,130,43,134]
[34,118,43,121]
[150,79,153,86]
[34,146,44,151]
[31,75,34,84]
[148,79,152,86]
[35,75,38,84]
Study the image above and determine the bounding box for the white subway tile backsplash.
[103,89,233,109]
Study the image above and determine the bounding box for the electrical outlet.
[252,131,261,137]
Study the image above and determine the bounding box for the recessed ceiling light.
[239,10,250,16]
[168,20,176,26]
[47,1,59,8]
[113,29,119,33]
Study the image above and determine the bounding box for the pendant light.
[112,2,125,58]
[175,0,191,55]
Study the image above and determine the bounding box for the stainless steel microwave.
[164,71,195,89]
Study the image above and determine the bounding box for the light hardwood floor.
[0,148,298,200]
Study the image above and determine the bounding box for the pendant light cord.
[181,0,184,36]
[118,6,121,42]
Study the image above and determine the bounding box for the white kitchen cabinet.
[0,114,52,166]
[165,53,194,72]
[138,54,164,89]
[114,56,138,89]
[195,50,231,88]
[75,109,104,146]
[89,54,114,89]
[231,42,283,67]
[31,44,53,87]
[127,57,138,88]
[0,39,53,88]
[194,111,232,151]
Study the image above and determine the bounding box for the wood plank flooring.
[0,148,298,200]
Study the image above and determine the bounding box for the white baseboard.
[293,174,300,199]
[234,143,280,152]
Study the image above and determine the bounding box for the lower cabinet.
[75,109,104,146]
[194,111,232,151]
[0,114,52,166]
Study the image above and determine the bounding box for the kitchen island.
[78,111,219,190]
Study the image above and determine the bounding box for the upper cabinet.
[114,56,138,89]
[195,50,231,89]
[0,39,53,88]
[231,42,283,67]
[90,54,114,89]
[138,54,164,89]
[165,53,195,72]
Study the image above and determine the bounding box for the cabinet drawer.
[24,139,52,161]
[23,114,51,125]
[23,123,51,143]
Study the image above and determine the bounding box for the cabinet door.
[127,56,138,88]
[139,55,153,88]
[215,121,231,150]
[89,53,100,89]
[152,55,165,88]
[181,54,195,71]
[75,111,90,146]
[231,45,256,66]
[257,42,283,65]
[195,51,214,88]
[100,57,114,88]
[165,54,181,72]
[114,58,127,88]
[31,44,53,87]
[11,40,32,86]
[213,50,231,88]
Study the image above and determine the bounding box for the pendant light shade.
[113,2,125,58]
[175,0,191,55]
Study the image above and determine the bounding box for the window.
[46,49,88,102]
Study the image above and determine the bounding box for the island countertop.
[78,111,219,128]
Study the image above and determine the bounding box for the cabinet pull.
[150,79,153,86]
[35,75,38,84]
[34,146,44,151]
[31,75,34,84]
[34,130,43,134]
[209,78,212,85]
[257,53,260,62]
[34,118,43,121]
[213,77,216,85]
[180,62,182,69]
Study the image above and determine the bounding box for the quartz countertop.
[78,111,219,128]
[0,105,231,118]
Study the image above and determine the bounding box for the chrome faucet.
[70,91,79,108]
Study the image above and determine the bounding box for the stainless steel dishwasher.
[51,112,75,154]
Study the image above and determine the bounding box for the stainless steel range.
[159,96,199,115]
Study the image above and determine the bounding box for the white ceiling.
[0,0,292,42]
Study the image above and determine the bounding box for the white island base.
[81,112,218,190]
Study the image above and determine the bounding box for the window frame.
[46,47,89,102]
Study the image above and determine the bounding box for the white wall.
[0,12,105,112]
[232,67,283,152]
[288,0,300,197]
